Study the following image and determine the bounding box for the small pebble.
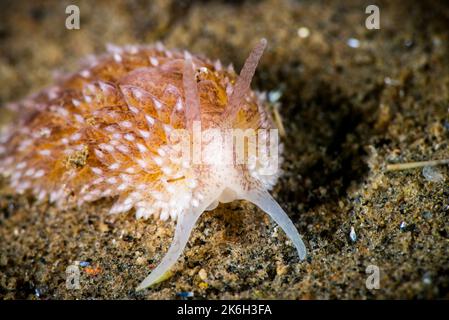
[422,166,444,183]
[84,266,101,276]
[271,226,279,238]
[404,39,414,48]
[384,77,400,86]
[198,268,207,281]
[0,255,8,266]
[136,256,146,265]
[276,264,288,276]
[98,222,109,233]
[443,120,449,131]
[349,227,357,242]
[297,27,310,38]
[347,38,360,48]
[422,211,433,219]
[79,261,90,267]
[423,272,432,285]
[198,282,209,289]
[177,291,194,299]
[432,37,442,47]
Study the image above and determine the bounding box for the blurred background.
[0,0,448,299]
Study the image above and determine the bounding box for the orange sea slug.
[0,39,306,290]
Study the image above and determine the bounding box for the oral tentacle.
[136,187,223,291]
[242,187,307,260]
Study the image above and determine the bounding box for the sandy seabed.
[0,0,448,299]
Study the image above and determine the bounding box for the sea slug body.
[0,39,306,290]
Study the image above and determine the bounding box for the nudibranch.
[0,39,306,290]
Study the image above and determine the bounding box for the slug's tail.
[136,188,223,291]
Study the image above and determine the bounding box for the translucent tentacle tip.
[136,191,222,291]
[243,189,307,260]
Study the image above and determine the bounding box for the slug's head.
[197,37,305,252]
[137,39,306,291]
[180,38,282,206]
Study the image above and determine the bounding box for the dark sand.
[0,0,448,299]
